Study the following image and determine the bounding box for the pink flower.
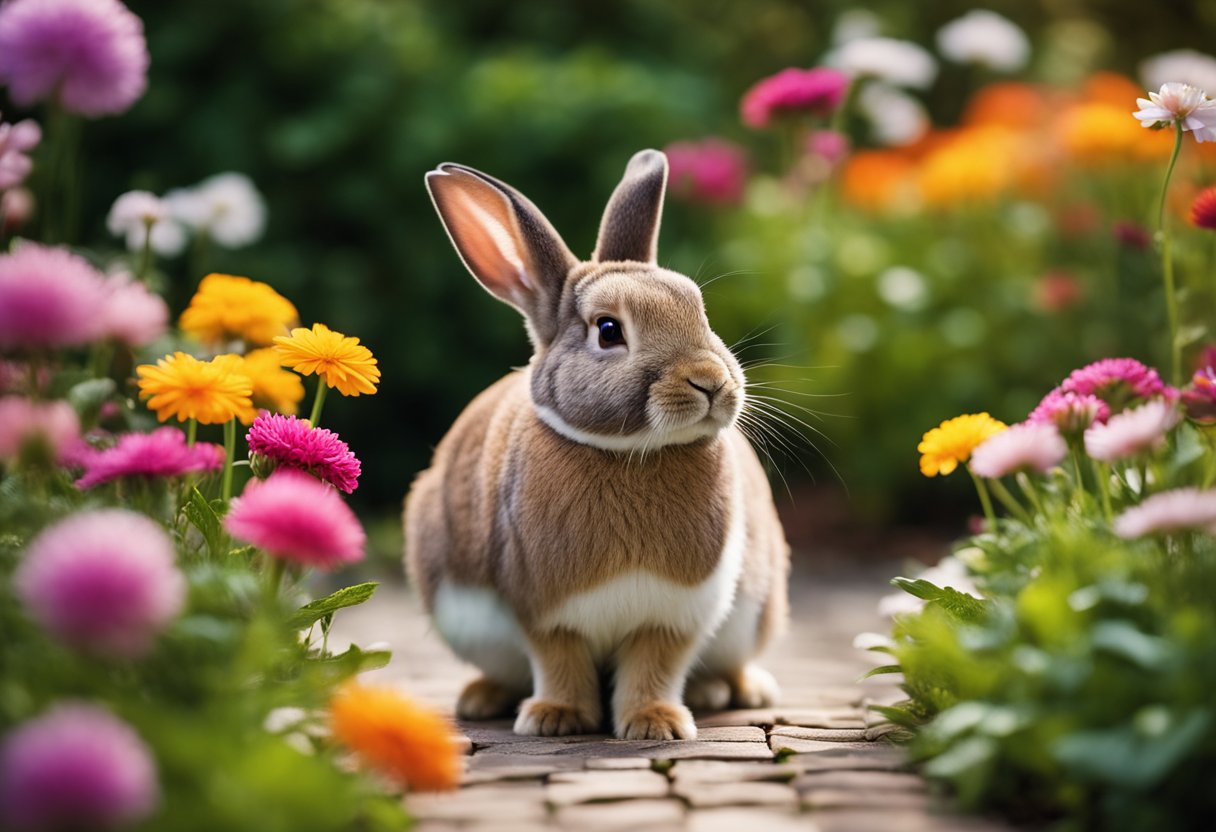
[98,273,169,347]
[970,422,1068,478]
[245,412,360,493]
[1113,488,1216,538]
[1112,219,1152,249]
[1059,358,1168,411]
[1,188,34,234]
[1182,367,1216,423]
[225,470,365,570]
[0,703,158,831]
[0,115,40,191]
[1027,389,1110,436]
[0,0,149,118]
[664,139,748,206]
[740,67,850,128]
[1083,399,1181,462]
[75,427,222,489]
[0,397,80,464]
[806,129,850,165]
[1134,82,1216,142]
[1032,270,1084,313]
[0,244,108,350]
[14,509,185,657]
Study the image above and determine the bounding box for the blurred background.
[65,0,1216,559]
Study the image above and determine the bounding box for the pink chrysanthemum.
[14,509,185,657]
[1059,357,1168,410]
[0,397,80,463]
[1182,367,1216,423]
[74,427,222,489]
[663,139,748,206]
[0,0,149,118]
[0,244,108,350]
[740,67,850,128]
[1192,186,1216,231]
[225,469,365,570]
[1113,488,1216,538]
[245,412,361,493]
[1027,389,1111,436]
[0,703,158,831]
[98,273,169,347]
[0,116,40,191]
[1083,399,1181,462]
[970,422,1068,478]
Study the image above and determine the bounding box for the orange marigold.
[274,323,380,396]
[918,413,1008,477]
[329,683,461,792]
[179,273,299,347]
[229,348,305,419]
[136,352,255,425]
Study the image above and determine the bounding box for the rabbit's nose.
[687,376,726,403]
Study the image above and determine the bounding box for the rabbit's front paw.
[457,677,525,720]
[731,664,780,709]
[684,676,731,712]
[514,698,600,736]
[616,702,697,741]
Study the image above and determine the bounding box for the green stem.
[267,556,286,600]
[1157,123,1184,385]
[1015,471,1045,516]
[988,477,1033,525]
[221,418,237,502]
[1092,460,1115,524]
[968,468,997,532]
[308,381,329,427]
[186,418,198,448]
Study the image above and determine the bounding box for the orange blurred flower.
[840,151,918,213]
[963,81,1051,129]
[1058,102,1170,166]
[1082,72,1144,109]
[919,126,1026,207]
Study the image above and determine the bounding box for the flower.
[1062,102,1172,166]
[1191,186,1216,230]
[1,187,33,233]
[15,510,185,657]
[1027,389,1110,436]
[1113,488,1216,538]
[0,704,158,831]
[225,470,365,569]
[970,422,1068,478]
[0,115,39,191]
[1113,220,1152,248]
[1084,399,1181,462]
[1140,50,1216,100]
[0,397,80,464]
[840,150,917,213]
[329,683,461,792]
[739,67,849,128]
[806,130,850,165]
[1182,367,1216,423]
[857,83,929,146]
[936,10,1030,73]
[236,348,305,416]
[0,243,108,350]
[919,126,1024,207]
[274,323,380,397]
[0,0,148,117]
[1059,358,1168,410]
[663,139,748,205]
[136,351,254,424]
[106,191,187,256]
[165,172,266,248]
[246,413,360,493]
[98,272,169,347]
[829,37,938,90]
[1033,270,1085,313]
[1134,83,1216,142]
[918,413,1008,477]
[179,273,298,348]
[74,427,223,489]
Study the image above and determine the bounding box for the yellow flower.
[179,274,299,347]
[919,413,1008,477]
[136,352,255,425]
[329,683,461,792]
[273,323,380,396]
[228,348,305,420]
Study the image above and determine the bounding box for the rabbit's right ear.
[426,164,577,345]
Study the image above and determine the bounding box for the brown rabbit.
[405,149,789,740]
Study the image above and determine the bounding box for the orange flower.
[329,683,461,792]
[919,126,1024,207]
[228,348,305,419]
[179,274,299,347]
[274,323,380,397]
[136,352,254,425]
[840,151,918,213]
[963,81,1050,129]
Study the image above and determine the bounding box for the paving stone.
[770,725,871,743]
[546,770,670,806]
[687,807,817,832]
[811,809,1007,832]
[584,756,654,770]
[409,784,549,824]
[802,788,933,811]
[769,736,879,754]
[782,744,906,773]
[466,752,584,776]
[669,760,800,784]
[792,770,928,793]
[692,726,768,743]
[554,799,685,831]
[673,780,799,808]
[480,739,774,761]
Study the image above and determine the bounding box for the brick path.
[331,560,1012,831]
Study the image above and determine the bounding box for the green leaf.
[67,378,116,426]
[860,664,903,680]
[869,704,921,728]
[892,578,988,622]
[313,644,391,678]
[1052,709,1211,788]
[286,582,378,630]
[1091,620,1171,670]
[183,487,226,559]
[891,577,943,600]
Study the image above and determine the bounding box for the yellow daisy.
[136,352,255,425]
[228,348,306,420]
[918,413,1008,477]
[273,323,380,397]
[179,274,299,347]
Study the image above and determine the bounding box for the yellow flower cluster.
[274,323,380,397]
[136,352,255,425]
[918,413,1008,477]
[179,273,299,347]
[228,348,306,416]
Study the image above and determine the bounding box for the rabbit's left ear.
[593,149,668,264]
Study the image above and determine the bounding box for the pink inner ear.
[431,172,533,304]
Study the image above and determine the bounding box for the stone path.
[331,561,1012,831]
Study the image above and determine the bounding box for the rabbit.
[404,149,790,741]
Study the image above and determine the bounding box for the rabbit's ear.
[593,149,668,264]
[427,163,577,344]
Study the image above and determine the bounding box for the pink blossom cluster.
[0,396,79,463]
[664,139,748,206]
[740,67,850,128]
[970,422,1067,478]
[1027,389,1110,436]
[1114,488,1216,538]
[246,412,361,493]
[0,115,39,191]
[1058,358,1170,408]
[74,427,223,489]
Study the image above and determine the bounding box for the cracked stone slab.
[673,780,799,809]
[409,783,549,824]
[769,736,893,756]
[802,788,933,811]
[467,753,585,776]
[782,745,906,773]
[668,760,801,784]
[555,799,685,831]
[770,725,871,743]
[546,770,670,806]
[585,757,654,770]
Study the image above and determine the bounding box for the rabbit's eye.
[597,317,625,348]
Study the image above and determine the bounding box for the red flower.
[1190,185,1216,230]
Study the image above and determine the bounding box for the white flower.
[1133,83,1216,143]
[857,83,929,146]
[829,37,938,90]
[106,191,187,257]
[1113,488,1216,538]
[1140,50,1216,101]
[1084,398,1181,462]
[936,10,1030,73]
[970,422,1067,479]
[166,172,266,248]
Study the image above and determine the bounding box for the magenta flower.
[226,469,365,570]
[1083,399,1181,462]
[806,129,850,165]
[0,0,149,118]
[1059,358,1169,411]
[245,412,361,493]
[0,397,80,464]
[740,67,850,128]
[14,509,185,657]
[98,273,169,347]
[970,422,1068,478]
[1182,367,1216,423]
[1027,389,1110,437]
[0,244,108,350]
[0,703,158,831]
[75,427,222,489]
[1113,488,1216,538]
[664,139,748,206]
[0,115,40,191]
